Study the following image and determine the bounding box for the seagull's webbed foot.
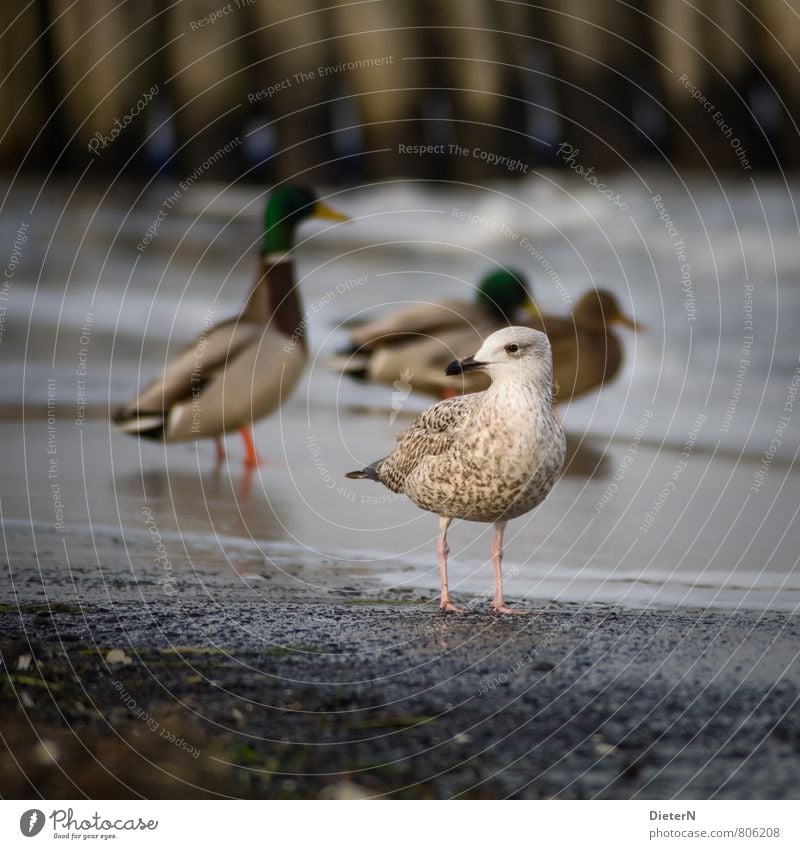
[440,599,465,613]
[489,600,530,615]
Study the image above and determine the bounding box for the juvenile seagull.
[346,327,565,614]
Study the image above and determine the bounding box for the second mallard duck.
[333,287,641,404]
[329,268,537,392]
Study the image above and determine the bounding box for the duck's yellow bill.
[314,202,350,222]
[523,299,541,320]
[616,313,644,332]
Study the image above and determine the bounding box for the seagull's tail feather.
[345,461,382,481]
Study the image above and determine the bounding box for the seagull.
[346,326,565,614]
[113,186,349,466]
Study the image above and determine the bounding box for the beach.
[1,175,799,799]
[2,530,799,798]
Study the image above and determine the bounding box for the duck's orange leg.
[239,427,262,468]
[214,436,226,465]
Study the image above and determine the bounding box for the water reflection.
[112,465,285,544]
[1,176,798,611]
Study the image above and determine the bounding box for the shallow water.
[1,173,799,611]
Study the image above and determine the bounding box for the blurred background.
[3,0,798,181]
[4,2,800,802]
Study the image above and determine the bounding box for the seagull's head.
[446,326,553,387]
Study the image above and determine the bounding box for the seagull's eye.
[505,343,519,354]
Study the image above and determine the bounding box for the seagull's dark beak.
[445,356,485,376]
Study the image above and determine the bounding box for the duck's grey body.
[345,299,490,352]
[331,268,535,396]
[114,254,307,442]
[349,289,640,405]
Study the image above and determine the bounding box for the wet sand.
[2,510,800,799]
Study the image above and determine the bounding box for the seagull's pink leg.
[438,516,463,613]
[214,436,226,465]
[240,427,262,468]
[489,521,528,614]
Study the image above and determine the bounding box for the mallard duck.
[534,289,642,403]
[342,288,641,404]
[330,269,536,386]
[349,324,490,397]
[440,289,642,402]
[113,186,349,466]
[343,268,535,352]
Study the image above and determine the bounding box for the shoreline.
[2,414,798,615]
[2,565,799,798]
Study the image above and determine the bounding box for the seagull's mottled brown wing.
[376,394,478,492]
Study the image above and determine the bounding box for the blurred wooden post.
[754,0,800,168]
[329,1,422,179]
[493,0,557,167]
[165,0,247,181]
[51,0,162,173]
[546,0,640,170]
[422,0,505,180]
[247,0,334,183]
[653,1,754,170]
[0,4,46,169]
